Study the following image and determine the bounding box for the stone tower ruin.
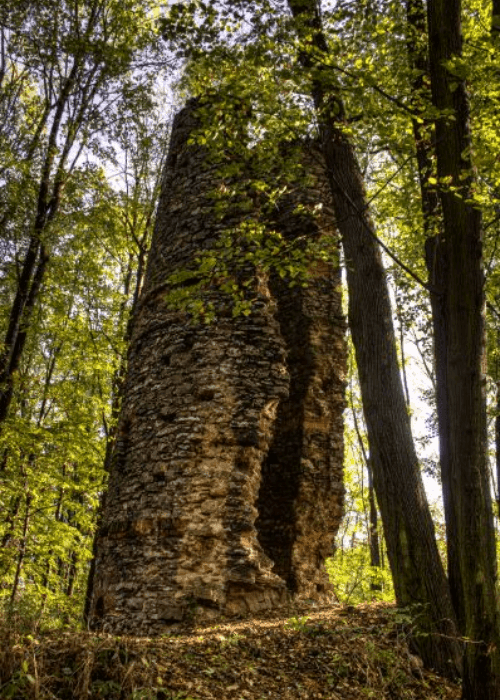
[88,100,346,635]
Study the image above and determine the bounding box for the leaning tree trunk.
[0,68,76,426]
[427,0,500,697]
[286,0,462,679]
[0,243,49,424]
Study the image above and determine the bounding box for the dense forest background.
[1,0,500,697]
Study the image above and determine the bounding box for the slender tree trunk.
[1,495,21,551]
[0,240,41,421]
[426,1,500,697]
[366,459,381,592]
[405,0,465,633]
[492,0,500,525]
[493,0,500,35]
[0,245,49,423]
[9,491,31,605]
[66,551,78,598]
[496,376,500,516]
[0,63,79,427]
[394,293,411,408]
[286,0,462,678]
[350,394,382,591]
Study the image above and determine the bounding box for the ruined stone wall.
[89,101,346,635]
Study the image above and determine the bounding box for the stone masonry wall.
[89,100,346,635]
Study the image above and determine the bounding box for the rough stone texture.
[89,101,346,635]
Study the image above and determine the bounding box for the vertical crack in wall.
[255,158,346,601]
[89,100,346,635]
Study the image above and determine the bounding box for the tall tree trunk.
[427,1,500,696]
[492,0,500,526]
[394,293,411,408]
[9,491,31,605]
[350,393,382,591]
[0,63,78,427]
[0,245,49,423]
[1,495,20,547]
[66,551,78,598]
[496,375,500,516]
[366,459,381,592]
[286,0,462,678]
[493,0,500,35]
[405,0,465,632]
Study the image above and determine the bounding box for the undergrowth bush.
[326,545,395,604]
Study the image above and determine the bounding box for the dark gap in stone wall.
[255,284,312,592]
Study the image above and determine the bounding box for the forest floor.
[0,601,461,699]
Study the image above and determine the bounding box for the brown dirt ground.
[0,602,461,699]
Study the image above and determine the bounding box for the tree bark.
[427,1,500,697]
[0,5,109,427]
[496,375,500,516]
[405,0,465,633]
[0,495,21,553]
[9,491,31,605]
[367,459,381,592]
[493,0,500,35]
[286,0,462,678]
[350,394,382,591]
[0,245,49,423]
[0,69,76,424]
